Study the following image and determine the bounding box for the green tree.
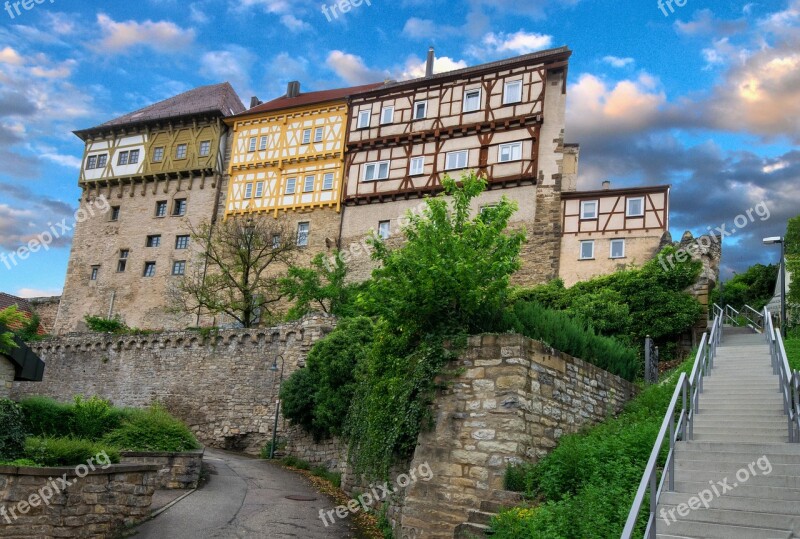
[0,306,27,354]
[279,251,360,319]
[711,263,779,310]
[786,215,800,314]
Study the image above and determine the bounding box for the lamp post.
[763,236,787,337]
[269,354,285,459]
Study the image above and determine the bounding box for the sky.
[0,0,797,297]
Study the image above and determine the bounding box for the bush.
[0,399,26,461]
[70,396,123,439]
[260,439,286,459]
[19,397,73,437]
[280,455,311,470]
[24,437,120,467]
[101,404,200,452]
[84,314,128,333]
[311,465,342,488]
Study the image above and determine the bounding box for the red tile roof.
[0,293,35,316]
[234,82,386,118]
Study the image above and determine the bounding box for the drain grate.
[286,495,317,502]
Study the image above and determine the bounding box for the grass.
[784,336,800,371]
[23,437,120,467]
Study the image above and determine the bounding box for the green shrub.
[19,397,73,437]
[280,455,311,470]
[259,439,286,459]
[101,404,200,452]
[84,314,128,333]
[0,399,26,461]
[24,437,120,467]
[311,465,342,488]
[0,458,40,467]
[70,396,122,439]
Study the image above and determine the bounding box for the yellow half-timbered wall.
[225,101,348,217]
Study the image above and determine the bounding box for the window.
[244,183,253,199]
[199,141,211,156]
[498,142,523,163]
[90,266,99,281]
[409,156,425,176]
[86,156,97,169]
[610,239,626,259]
[117,250,129,273]
[143,262,156,278]
[175,235,190,250]
[580,240,595,260]
[146,235,161,248]
[580,200,598,220]
[363,161,390,181]
[96,154,108,168]
[255,182,264,198]
[303,175,315,192]
[129,149,140,164]
[302,129,311,144]
[445,150,469,170]
[357,109,370,129]
[627,197,645,217]
[285,178,297,194]
[381,106,394,125]
[504,80,523,104]
[259,136,268,151]
[296,222,310,247]
[322,173,334,191]
[155,201,168,217]
[314,127,324,143]
[413,100,427,120]
[153,147,164,162]
[110,206,120,221]
[117,151,129,166]
[463,89,481,112]
[272,234,281,249]
[172,261,186,276]
[173,199,187,216]
[248,137,257,152]
[378,221,391,240]
[175,144,187,159]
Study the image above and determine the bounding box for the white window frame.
[248,137,257,152]
[626,197,645,217]
[610,239,626,259]
[303,175,315,193]
[296,222,310,247]
[322,173,334,191]
[357,109,370,129]
[504,80,523,105]
[445,150,469,171]
[580,200,598,220]
[302,129,311,145]
[285,177,297,195]
[314,127,324,143]
[255,182,264,198]
[463,88,482,113]
[413,100,427,120]
[580,240,595,260]
[377,221,391,240]
[259,136,268,151]
[244,183,253,199]
[409,156,425,176]
[498,142,523,163]
[380,106,394,125]
[363,161,391,182]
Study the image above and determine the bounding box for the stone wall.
[120,450,204,489]
[0,356,13,399]
[12,316,336,454]
[399,333,636,539]
[27,296,61,335]
[0,463,158,538]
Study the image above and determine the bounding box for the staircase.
[656,327,800,538]
[453,490,522,538]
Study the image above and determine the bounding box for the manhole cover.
[286,495,317,502]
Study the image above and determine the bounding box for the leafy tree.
[0,306,27,354]
[711,263,779,310]
[279,251,360,319]
[786,215,800,314]
[170,216,297,328]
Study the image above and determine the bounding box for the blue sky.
[0,0,797,297]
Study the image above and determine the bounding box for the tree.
[0,306,27,354]
[170,215,297,328]
[785,215,800,325]
[711,263,779,311]
[279,251,359,319]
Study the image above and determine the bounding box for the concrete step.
[690,426,788,437]
[652,519,792,538]
[692,433,789,443]
[467,510,495,526]
[674,470,800,489]
[454,522,491,538]
[675,460,800,476]
[692,415,787,424]
[661,490,800,514]
[657,504,800,534]
[673,480,800,501]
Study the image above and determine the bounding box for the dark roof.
[233,82,385,118]
[75,82,246,139]
[561,184,671,199]
[0,325,44,382]
[0,293,35,316]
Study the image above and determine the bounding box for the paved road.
[133,449,358,539]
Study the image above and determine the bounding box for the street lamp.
[268,354,285,459]
[763,236,787,337]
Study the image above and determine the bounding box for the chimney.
[602,180,611,190]
[425,47,435,78]
[287,81,301,98]
[249,96,261,109]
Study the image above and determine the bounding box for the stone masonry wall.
[12,316,336,455]
[399,333,636,539]
[28,296,61,335]
[0,357,13,399]
[0,463,158,538]
[120,450,204,490]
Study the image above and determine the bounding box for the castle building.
[53,83,245,333]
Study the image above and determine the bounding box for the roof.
[0,325,45,382]
[561,184,671,200]
[233,82,386,118]
[0,293,35,317]
[75,82,246,139]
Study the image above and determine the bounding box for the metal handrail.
[725,305,740,326]
[742,305,765,332]
[621,314,722,539]
[765,307,800,443]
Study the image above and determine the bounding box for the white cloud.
[189,3,210,24]
[200,47,255,96]
[15,288,63,298]
[400,55,469,80]
[602,56,635,68]
[326,51,387,85]
[0,47,24,65]
[280,14,310,32]
[94,14,196,54]
[467,31,553,59]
